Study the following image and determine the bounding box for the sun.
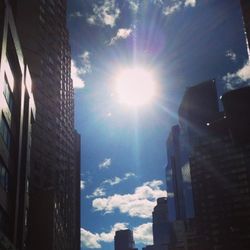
[113,66,157,108]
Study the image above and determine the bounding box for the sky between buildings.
[67,0,249,249]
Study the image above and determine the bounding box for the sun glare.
[114,66,157,108]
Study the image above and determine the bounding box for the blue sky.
[67,0,249,249]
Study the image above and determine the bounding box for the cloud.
[163,0,196,16]
[86,187,106,199]
[133,223,153,245]
[163,1,182,16]
[98,223,129,242]
[225,50,237,62]
[87,0,120,27]
[127,0,139,12]
[80,180,85,190]
[71,51,92,88]
[70,11,83,18]
[79,51,92,75]
[86,172,136,199]
[92,180,167,218]
[223,60,250,90]
[109,28,133,45]
[81,228,101,249]
[103,176,122,186]
[99,158,112,169]
[184,0,196,7]
[102,172,136,186]
[71,60,85,88]
[81,222,152,249]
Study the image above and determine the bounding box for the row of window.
[0,114,11,150]
[1,74,13,150]
[0,161,8,192]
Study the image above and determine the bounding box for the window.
[0,160,8,192]
[0,114,11,149]
[3,74,13,112]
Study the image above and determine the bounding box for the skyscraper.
[0,1,36,249]
[114,229,136,250]
[152,197,171,249]
[13,1,80,249]
[166,125,194,221]
[166,80,219,222]
[190,87,250,250]
[240,0,250,56]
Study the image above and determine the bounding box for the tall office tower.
[152,197,171,250]
[12,1,80,250]
[114,229,136,250]
[0,1,36,249]
[166,80,219,222]
[190,87,250,250]
[178,80,219,146]
[166,125,194,221]
[240,0,250,56]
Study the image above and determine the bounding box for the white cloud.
[124,172,136,179]
[86,187,106,199]
[70,11,83,18]
[71,51,92,88]
[223,60,250,90]
[99,158,112,169]
[80,180,85,190]
[103,176,122,186]
[79,51,92,75]
[163,0,196,16]
[81,222,152,249]
[92,180,167,218]
[226,50,237,62]
[133,223,153,245]
[163,1,182,16]
[184,0,196,7]
[109,28,133,45]
[98,223,129,242]
[81,228,101,249]
[87,172,136,199]
[87,0,120,27]
[127,0,139,12]
[102,172,136,186]
[71,60,85,88]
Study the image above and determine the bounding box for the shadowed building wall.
[0,1,36,249]
[13,0,80,249]
[190,87,250,250]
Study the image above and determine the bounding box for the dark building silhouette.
[12,1,80,250]
[114,229,137,250]
[166,80,219,222]
[152,197,171,250]
[166,80,222,250]
[178,79,219,145]
[190,87,250,250]
[0,1,36,249]
[166,125,194,221]
[240,0,250,55]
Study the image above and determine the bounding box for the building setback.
[0,1,36,249]
[12,0,80,250]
